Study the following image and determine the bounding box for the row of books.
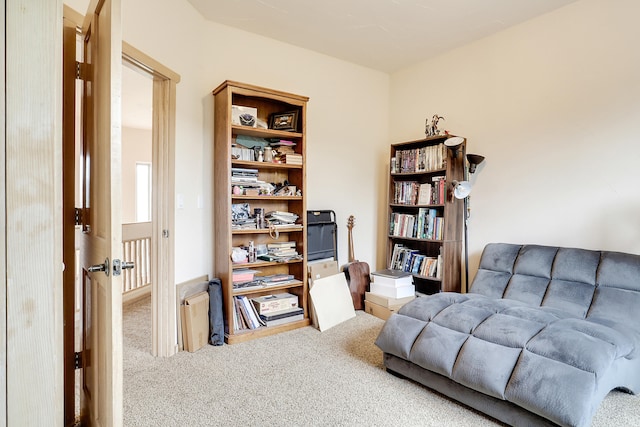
[390,244,442,279]
[389,208,444,240]
[232,294,303,331]
[231,145,254,161]
[394,143,446,173]
[393,176,446,205]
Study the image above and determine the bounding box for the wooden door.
[78,0,123,425]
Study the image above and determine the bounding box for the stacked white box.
[369,282,415,299]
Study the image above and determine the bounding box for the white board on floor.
[309,272,356,332]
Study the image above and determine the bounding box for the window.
[136,162,151,222]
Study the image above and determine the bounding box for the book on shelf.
[389,209,442,240]
[431,176,446,204]
[233,295,266,331]
[231,145,254,161]
[389,244,442,279]
[260,313,303,327]
[259,307,303,321]
[417,183,432,205]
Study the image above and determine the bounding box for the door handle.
[112,259,134,276]
[88,258,110,276]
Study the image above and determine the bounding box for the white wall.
[389,0,640,281]
[121,127,152,223]
[66,0,390,282]
[64,0,640,289]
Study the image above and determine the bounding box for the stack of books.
[231,167,259,184]
[282,153,302,165]
[258,241,301,262]
[265,211,300,227]
[231,203,256,230]
[251,293,303,327]
[232,269,263,291]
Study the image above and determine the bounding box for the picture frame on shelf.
[269,111,298,132]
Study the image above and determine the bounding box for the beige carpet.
[124,296,640,426]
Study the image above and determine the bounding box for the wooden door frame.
[122,43,180,357]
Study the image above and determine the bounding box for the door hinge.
[74,351,83,370]
[74,207,83,226]
[162,229,170,238]
[75,61,88,80]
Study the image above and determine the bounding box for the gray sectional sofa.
[375,243,640,427]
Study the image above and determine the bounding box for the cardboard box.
[251,293,298,315]
[308,260,339,282]
[365,292,415,310]
[370,282,415,299]
[181,291,209,352]
[364,300,395,321]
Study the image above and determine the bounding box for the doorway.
[62,5,181,421]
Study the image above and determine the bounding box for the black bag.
[208,279,224,346]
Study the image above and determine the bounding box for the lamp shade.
[466,154,485,173]
[444,136,464,148]
[452,180,472,199]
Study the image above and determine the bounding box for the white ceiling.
[186,0,579,73]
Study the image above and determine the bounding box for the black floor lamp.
[450,151,485,292]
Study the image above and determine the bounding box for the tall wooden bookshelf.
[213,81,310,344]
[387,135,465,294]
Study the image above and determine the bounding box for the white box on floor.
[371,269,413,287]
[369,282,415,299]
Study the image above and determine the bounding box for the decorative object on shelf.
[263,148,275,162]
[269,110,299,132]
[451,152,486,292]
[231,105,258,128]
[425,114,444,137]
[239,113,256,127]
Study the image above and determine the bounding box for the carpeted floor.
[123,296,640,426]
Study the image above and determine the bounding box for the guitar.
[344,215,370,310]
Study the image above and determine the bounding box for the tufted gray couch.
[375,243,640,427]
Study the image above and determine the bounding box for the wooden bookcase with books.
[387,135,465,294]
[213,80,310,344]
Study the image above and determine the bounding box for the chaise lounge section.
[375,243,640,427]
